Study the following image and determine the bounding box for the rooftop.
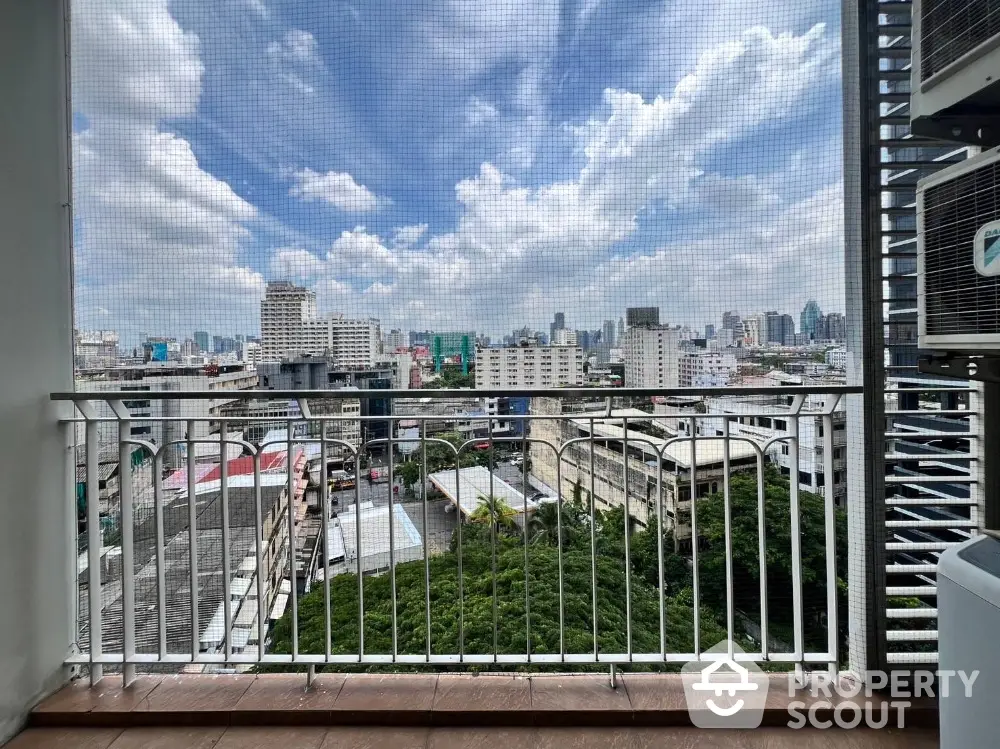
[428,465,538,517]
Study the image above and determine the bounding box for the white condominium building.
[260,282,381,366]
[621,325,680,388]
[475,345,584,389]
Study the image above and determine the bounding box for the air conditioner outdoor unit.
[917,145,1000,351]
[911,0,1000,143]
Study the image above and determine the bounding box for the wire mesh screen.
[69,0,856,678]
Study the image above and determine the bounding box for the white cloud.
[268,29,322,67]
[391,224,428,248]
[289,168,383,212]
[72,0,263,340]
[265,24,842,333]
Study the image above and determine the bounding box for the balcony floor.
[7,725,938,748]
[16,674,939,747]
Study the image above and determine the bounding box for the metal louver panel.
[923,159,1000,336]
[920,0,1000,81]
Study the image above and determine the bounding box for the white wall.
[0,0,75,740]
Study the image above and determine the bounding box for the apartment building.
[529,398,757,541]
[474,345,584,389]
[678,351,737,387]
[76,364,259,470]
[621,325,681,388]
[260,281,382,366]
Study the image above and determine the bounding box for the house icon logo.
[681,641,769,728]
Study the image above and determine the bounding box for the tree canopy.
[266,469,846,671]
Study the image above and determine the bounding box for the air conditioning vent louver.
[910,0,1000,146]
[918,147,1000,350]
[921,0,1000,81]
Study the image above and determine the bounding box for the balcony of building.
[0,1,976,748]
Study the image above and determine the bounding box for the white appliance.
[911,0,1000,137]
[938,535,1000,747]
[917,146,1000,351]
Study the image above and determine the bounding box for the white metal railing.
[54,386,860,685]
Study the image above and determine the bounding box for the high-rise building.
[260,281,381,365]
[550,312,566,344]
[741,313,765,347]
[705,324,716,340]
[617,317,625,341]
[721,311,741,332]
[816,312,846,342]
[475,344,584,389]
[800,300,823,340]
[260,281,318,361]
[621,324,680,388]
[626,307,659,328]
[193,331,209,353]
[602,319,615,348]
[553,328,578,346]
[384,329,406,352]
[74,329,119,369]
[764,312,795,346]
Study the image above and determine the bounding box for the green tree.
[684,469,847,651]
[528,501,584,547]
[470,495,518,535]
[396,460,421,494]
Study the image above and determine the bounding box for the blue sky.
[71,0,844,344]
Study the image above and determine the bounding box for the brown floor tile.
[215,727,327,749]
[534,727,747,749]
[132,675,255,714]
[530,675,632,715]
[334,675,438,714]
[34,678,162,714]
[433,675,530,713]
[320,727,430,749]
[747,728,938,748]
[107,727,225,749]
[618,674,688,712]
[4,728,123,749]
[232,673,344,723]
[426,728,538,749]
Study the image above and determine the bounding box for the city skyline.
[71,0,844,344]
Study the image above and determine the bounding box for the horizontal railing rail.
[61,387,857,686]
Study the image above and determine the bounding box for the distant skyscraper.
[765,312,795,346]
[800,300,823,340]
[617,317,625,340]
[602,320,615,348]
[626,307,659,328]
[550,312,565,343]
[705,324,716,340]
[193,331,209,352]
[384,329,406,351]
[721,311,741,331]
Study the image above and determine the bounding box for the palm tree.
[470,495,518,535]
[528,500,582,546]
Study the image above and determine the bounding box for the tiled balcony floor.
[13,674,940,747]
[7,726,938,749]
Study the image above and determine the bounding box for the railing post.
[109,400,135,686]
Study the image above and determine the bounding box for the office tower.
[603,319,615,348]
[550,312,566,343]
[721,311,741,332]
[626,307,659,328]
[617,317,625,340]
[801,300,823,340]
[705,324,716,340]
[193,331,209,353]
